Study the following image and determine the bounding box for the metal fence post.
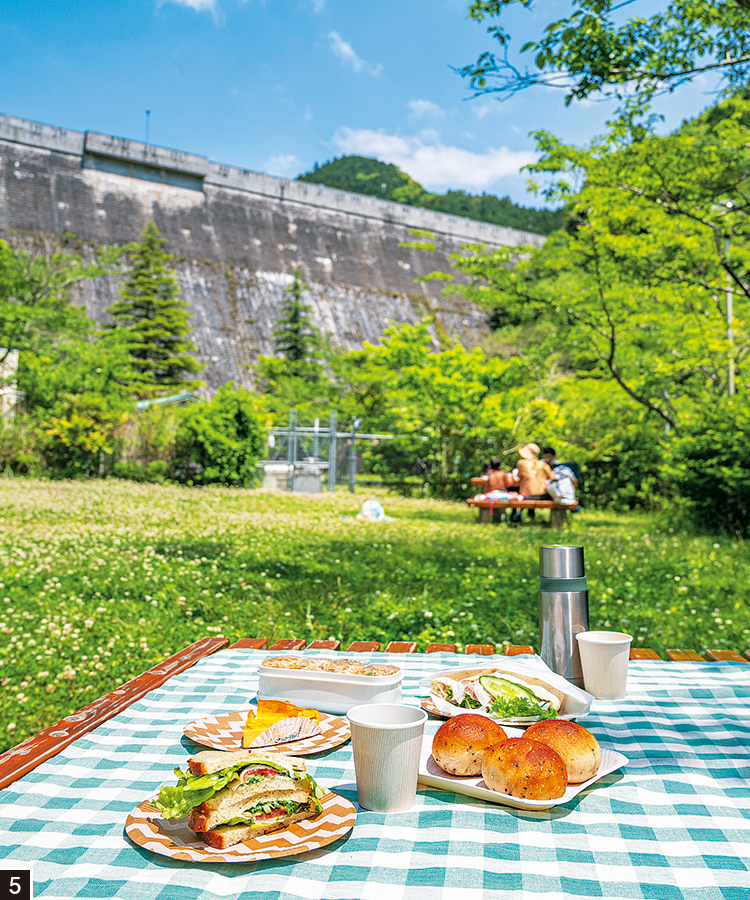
[328,410,337,492]
[349,418,361,493]
[288,409,297,491]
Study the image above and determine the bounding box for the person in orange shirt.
[510,443,554,522]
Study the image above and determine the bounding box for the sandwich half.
[155,749,324,849]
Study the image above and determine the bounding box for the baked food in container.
[524,719,601,783]
[262,656,399,676]
[481,738,568,800]
[258,656,403,714]
[431,714,506,776]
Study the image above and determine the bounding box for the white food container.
[257,659,403,714]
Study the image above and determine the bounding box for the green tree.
[353,320,533,498]
[108,222,202,396]
[0,235,105,374]
[253,268,332,420]
[449,97,750,430]
[269,269,324,378]
[297,155,565,234]
[460,0,750,119]
[171,384,267,486]
[0,233,138,478]
[670,395,750,535]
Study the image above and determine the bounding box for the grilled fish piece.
[249,716,322,747]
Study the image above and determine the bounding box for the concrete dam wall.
[0,113,545,390]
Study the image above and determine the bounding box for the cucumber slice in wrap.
[478,675,557,720]
[478,675,541,704]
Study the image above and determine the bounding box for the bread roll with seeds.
[524,719,601,783]
[431,714,506,776]
[481,738,567,800]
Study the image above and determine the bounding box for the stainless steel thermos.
[539,545,589,687]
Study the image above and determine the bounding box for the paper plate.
[418,736,628,811]
[125,791,356,863]
[183,709,350,754]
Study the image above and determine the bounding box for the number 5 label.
[0,863,32,900]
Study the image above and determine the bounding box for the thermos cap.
[539,545,585,578]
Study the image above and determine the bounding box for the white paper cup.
[347,703,428,812]
[575,631,633,700]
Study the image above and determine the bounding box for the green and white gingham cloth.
[0,649,749,900]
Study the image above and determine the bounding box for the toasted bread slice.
[188,749,303,777]
[197,805,318,849]
[189,785,310,832]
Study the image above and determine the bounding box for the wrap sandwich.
[430,666,566,725]
[155,749,324,849]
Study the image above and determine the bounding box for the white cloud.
[472,104,492,119]
[408,99,445,119]
[311,0,325,10]
[158,0,224,23]
[161,0,219,13]
[328,32,381,76]
[332,127,536,192]
[267,154,301,177]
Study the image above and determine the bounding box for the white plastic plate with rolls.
[418,735,628,811]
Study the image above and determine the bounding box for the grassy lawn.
[1,478,748,752]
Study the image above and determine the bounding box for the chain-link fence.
[260,411,396,492]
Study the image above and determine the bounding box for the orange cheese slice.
[242,700,321,748]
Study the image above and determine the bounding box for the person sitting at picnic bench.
[542,446,581,506]
[484,459,515,492]
[510,443,554,523]
[545,463,579,507]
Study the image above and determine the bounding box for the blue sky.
[1,0,718,206]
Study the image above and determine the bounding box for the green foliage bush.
[549,383,670,510]
[111,460,168,483]
[670,397,750,536]
[171,385,266,486]
[0,416,43,475]
[40,394,128,479]
[121,404,180,470]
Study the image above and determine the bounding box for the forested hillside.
[297,156,566,235]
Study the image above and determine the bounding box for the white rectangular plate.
[418,736,628,811]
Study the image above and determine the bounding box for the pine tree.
[271,269,323,378]
[108,222,202,396]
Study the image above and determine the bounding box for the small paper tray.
[417,736,628,811]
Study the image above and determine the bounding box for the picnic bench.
[467,497,573,528]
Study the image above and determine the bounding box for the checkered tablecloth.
[0,650,749,900]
